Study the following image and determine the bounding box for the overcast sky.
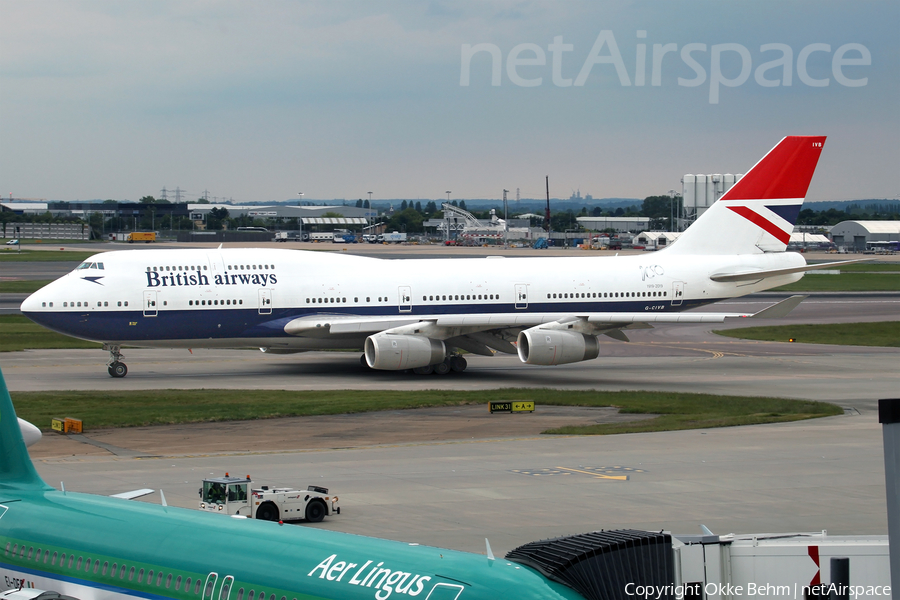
[1,1,897,203]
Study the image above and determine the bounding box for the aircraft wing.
[284,295,806,350]
[110,488,155,500]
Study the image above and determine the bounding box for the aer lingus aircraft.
[0,365,673,600]
[22,136,844,378]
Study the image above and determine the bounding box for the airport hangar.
[830,220,900,251]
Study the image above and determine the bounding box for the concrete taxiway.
[31,412,887,557]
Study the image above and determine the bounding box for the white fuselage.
[21,247,805,350]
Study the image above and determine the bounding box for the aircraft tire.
[256,502,279,522]
[359,354,369,368]
[450,356,467,372]
[108,362,128,378]
[412,365,434,375]
[433,361,451,375]
[305,500,326,523]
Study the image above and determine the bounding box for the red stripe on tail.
[726,206,792,245]
[722,136,826,201]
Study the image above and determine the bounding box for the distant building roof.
[789,233,830,243]
[833,221,900,234]
[830,220,900,245]
[187,204,376,219]
[576,216,650,233]
[301,218,367,225]
[1,202,49,213]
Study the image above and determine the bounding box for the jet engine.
[516,329,600,366]
[364,334,446,370]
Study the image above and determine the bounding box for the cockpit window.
[76,262,104,271]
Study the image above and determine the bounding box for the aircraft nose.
[20,280,57,317]
[20,288,45,313]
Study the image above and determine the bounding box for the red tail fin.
[668,136,827,255]
[721,136,826,201]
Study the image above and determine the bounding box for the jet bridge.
[506,529,890,600]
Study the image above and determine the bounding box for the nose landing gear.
[104,344,128,378]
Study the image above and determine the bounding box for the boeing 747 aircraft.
[22,136,843,378]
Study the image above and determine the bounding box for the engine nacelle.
[364,334,446,370]
[516,329,600,366]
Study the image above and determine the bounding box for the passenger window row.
[305,297,389,304]
[142,264,276,272]
[227,264,274,270]
[189,299,244,306]
[422,294,498,302]
[239,589,292,600]
[3,541,301,600]
[54,301,129,308]
[546,291,667,299]
[4,541,201,594]
[146,265,207,272]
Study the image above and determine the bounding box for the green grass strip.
[0,249,95,262]
[0,280,51,294]
[8,388,841,434]
[773,272,900,292]
[716,321,900,347]
[828,262,900,272]
[0,315,101,352]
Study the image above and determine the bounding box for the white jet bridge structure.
[439,202,505,244]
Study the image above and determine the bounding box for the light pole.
[668,189,677,232]
[367,191,372,206]
[503,189,509,248]
[445,191,451,204]
[298,192,304,238]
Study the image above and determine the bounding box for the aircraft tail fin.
[0,367,51,491]
[668,136,826,255]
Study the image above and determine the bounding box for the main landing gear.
[359,353,468,375]
[104,344,128,378]
[413,355,467,375]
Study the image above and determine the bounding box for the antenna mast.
[544,176,551,235]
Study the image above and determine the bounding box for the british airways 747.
[22,136,845,378]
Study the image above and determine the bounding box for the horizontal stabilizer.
[750,295,807,319]
[710,259,869,282]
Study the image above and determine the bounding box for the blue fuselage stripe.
[23,299,716,343]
